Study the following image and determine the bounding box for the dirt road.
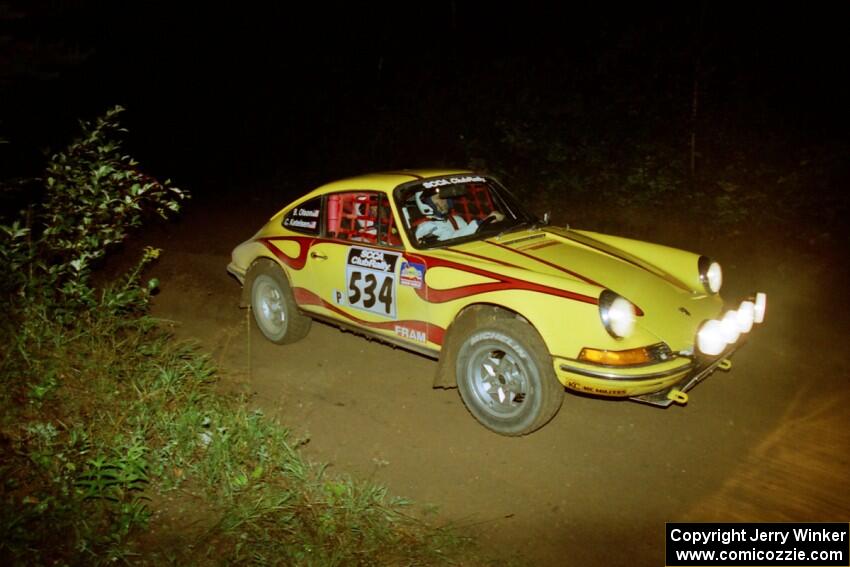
[131,191,850,566]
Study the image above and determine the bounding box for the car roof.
[305,169,476,197]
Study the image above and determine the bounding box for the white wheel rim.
[466,343,529,419]
[254,277,286,336]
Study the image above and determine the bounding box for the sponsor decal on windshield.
[421,175,486,189]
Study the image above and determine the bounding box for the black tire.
[455,316,563,436]
[247,260,311,344]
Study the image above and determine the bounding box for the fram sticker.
[399,262,425,289]
[395,325,427,343]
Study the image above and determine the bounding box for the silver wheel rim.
[254,276,286,337]
[466,342,530,419]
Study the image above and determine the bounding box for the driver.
[414,188,504,242]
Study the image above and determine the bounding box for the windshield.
[395,175,536,249]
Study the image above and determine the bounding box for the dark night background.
[2,1,848,225]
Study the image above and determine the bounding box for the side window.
[325,192,402,248]
[282,196,322,235]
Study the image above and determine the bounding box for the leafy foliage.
[0,105,186,315]
[0,108,476,565]
[461,100,849,240]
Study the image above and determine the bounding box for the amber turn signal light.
[578,346,651,366]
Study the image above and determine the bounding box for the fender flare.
[240,256,289,308]
[433,304,526,388]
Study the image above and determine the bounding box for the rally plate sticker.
[345,247,400,318]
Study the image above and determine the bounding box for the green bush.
[0,105,186,317]
[0,108,475,565]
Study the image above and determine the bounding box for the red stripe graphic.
[410,252,600,307]
[482,239,646,316]
[293,286,444,345]
[559,232,691,293]
[484,239,603,287]
[524,240,559,251]
[256,236,600,308]
[444,247,524,269]
[258,236,312,270]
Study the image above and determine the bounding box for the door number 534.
[347,269,395,317]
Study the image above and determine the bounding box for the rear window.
[282,196,322,235]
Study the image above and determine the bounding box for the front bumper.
[629,344,739,407]
[554,291,765,406]
[554,343,741,406]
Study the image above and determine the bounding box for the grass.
[0,105,487,566]
[0,301,475,566]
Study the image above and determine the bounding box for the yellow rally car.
[227,169,766,435]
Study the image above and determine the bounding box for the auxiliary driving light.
[736,301,755,333]
[697,320,726,356]
[719,311,741,344]
[753,292,767,323]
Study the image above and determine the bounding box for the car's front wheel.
[248,261,311,344]
[456,316,563,436]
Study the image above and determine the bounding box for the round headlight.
[599,290,636,339]
[698,256,722,294]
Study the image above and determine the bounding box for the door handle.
[310,251,328,260]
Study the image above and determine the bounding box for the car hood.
[440,227,723,350]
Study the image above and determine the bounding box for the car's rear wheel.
[456,316,563,436]
[248,261,311,344]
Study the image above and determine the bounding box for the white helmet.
[415,190,446,219]
[414,191,433,216]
